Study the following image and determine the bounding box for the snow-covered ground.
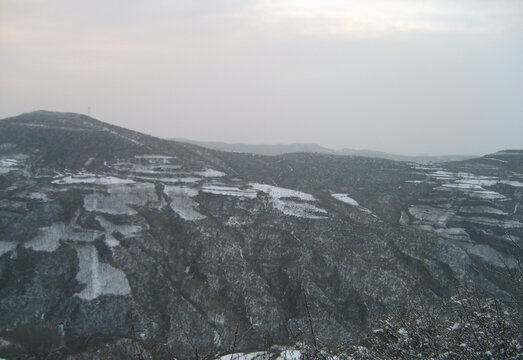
[459,206,507,215]
[216,349,302,360]
[408,205,455,227]
[20,214,138,300]
[249,183,327,219]
[38,155,334,221]
[201,185,258,198]
[501,180,523,187]
[196,169,226,177]
[409,167,522,201]
[83,183,159,215]
[26,192,50,201]
[403,164,522,260]
[332,193,373,214]
[332,193,360,207]
[52,174,135,185]
[216,348,344,360]
[0,158,22,174]
[250,183,315,201]
[73,244,131,300]
[164,185,206,220]
[0,241,17,256]
[134,155,176,161]
[271,198,327,219]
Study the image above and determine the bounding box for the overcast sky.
[1,0,522,155]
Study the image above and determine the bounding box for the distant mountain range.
[173,138,477,163]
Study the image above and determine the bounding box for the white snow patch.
[435,185,506,200]
[84,157,95,166]
[104,236,120,247]
[431,170,456,180]
[23,223,67,252]
[246,183,327,218]
[225,216,254,227]
[468,190,506,200]
[23,222,102,252]
[213,331,222,347]
[435,227,469,239]
[53,174,134,185]
[0,241,17,256]
[501,180,523,187]
[464,216,521,228]
[331,194,372,214]
[413,165,436,171]
[408,205,455,227]
[432,171,500,188]
[456,171,498,181]
[0,158,20,174]
[134,155,175,161]
[121,167,182,174]
[74,244,130,300]
[272,199,327,219]
[276,350,302,360]
[459,206,507,215]
[449,322,461,331]
[0,158,19,167]
[484,157,507,163]
[441,183,484,191]
[195,169,226,177]
[399,211,410,225]
[428,171,520,200]
[132,176,200,184]
[216,352,266,360]
[24,216,140,251]
[332,193,360,207]
[164,186,205,220]
[250,183,315,201]
[164,186,199,198]
[176,176,202,183]
[201,185,258,198]
[457,178,498,187]
[111,159,182,174]
[95,216,141,237]
[84,183,158,215]
[27,192,50,201]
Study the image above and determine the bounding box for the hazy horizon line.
[2,109,515,158]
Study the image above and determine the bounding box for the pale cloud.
[224,0,522,38]
[226,11,463,38]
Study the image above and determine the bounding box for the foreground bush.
[319,289,522,360]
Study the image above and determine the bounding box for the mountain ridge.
[173,137,477,163]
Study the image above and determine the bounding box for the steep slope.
[0,111,520,358]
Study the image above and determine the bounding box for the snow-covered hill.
[0,111,521,358]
